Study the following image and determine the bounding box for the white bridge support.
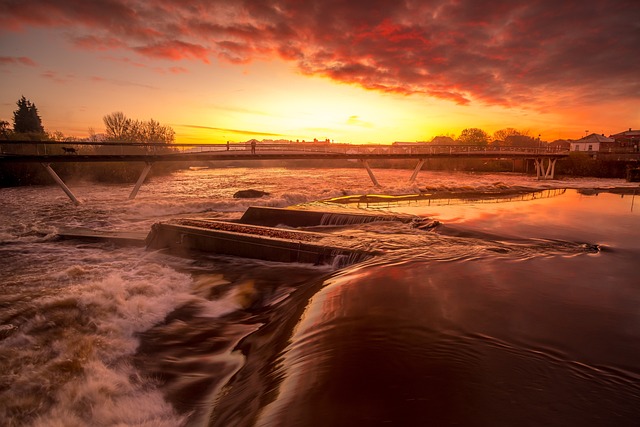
[41,163,80,205]
[534,158,558,180]
[360,159,381,187]
[409,159,426,182]
[129,162,153,199]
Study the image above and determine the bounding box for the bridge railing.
[0,140,569,157]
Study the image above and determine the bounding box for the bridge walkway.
[0,141,568,205]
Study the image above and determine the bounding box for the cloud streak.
[0,56,38,66]
[179,124,286,137]
[1,0,638,109]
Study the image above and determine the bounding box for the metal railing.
[0,140,570,157]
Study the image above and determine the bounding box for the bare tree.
[103,112,132,141]
[103,112,175,144]
[139,118,175,143]
[493,128,522,142]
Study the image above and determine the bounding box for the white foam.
[2,260,195,426]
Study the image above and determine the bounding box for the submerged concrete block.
[239,206,414,227]
[146,220,379,266]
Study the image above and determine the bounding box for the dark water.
[140,188,640,427]
[1,169,639,426]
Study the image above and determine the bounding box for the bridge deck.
[0,141,568,163]
[0,151,567,163]
[0,142,568,204]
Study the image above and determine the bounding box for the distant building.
[609,128,640,152]
[571,133,614,152]
[549,139,571,150]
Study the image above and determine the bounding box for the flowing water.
[1,167,639,426]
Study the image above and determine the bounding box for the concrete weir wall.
[240,206,414,227]
[56,207,410,266]
[146,221,378,266]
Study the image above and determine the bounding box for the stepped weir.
[58,206,416,267]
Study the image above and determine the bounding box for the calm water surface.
[0,168,638,426]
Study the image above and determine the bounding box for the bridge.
[0,140,568,205]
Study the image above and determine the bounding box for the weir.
[145,219,381,266]
[57,206,416,267]
[239,206,415,227]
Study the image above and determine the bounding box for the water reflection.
[322,188,568,209]
[337,189,639,250]
[257,253,640,427]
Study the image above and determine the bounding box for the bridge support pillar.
[41,163,80,205]
[129,162,153,199]
[534,158,557,180]
[360,159,381,187]
[409,159,425,182]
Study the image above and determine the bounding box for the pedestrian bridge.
[0,140,568,205]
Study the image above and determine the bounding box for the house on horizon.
[571,133,614,152]
[549,139,571,150]
[609,128,639,152]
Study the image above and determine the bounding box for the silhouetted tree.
[103,112,174,143]
[103,111,132,141]
[505,134,537,147]
[493,128,522,142]
[138,118,175,143]
[458,128,489,145]
[13,96,45,134]
[492,128,539,146]
[0,120,9,139]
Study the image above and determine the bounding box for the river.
[1,167,639,426]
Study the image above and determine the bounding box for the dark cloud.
[1,0,638,109]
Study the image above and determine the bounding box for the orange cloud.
[41,70,77,83]
[2,0,637,111]
[0,56,38,66]
[134,40,210,63]
[180,124,286,137]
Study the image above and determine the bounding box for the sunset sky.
[1,0,638,144]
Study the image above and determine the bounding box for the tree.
[103,111,132,141]
[458,128,489,145]
[0,120,9,139]
[103,112,175,143]
[13,96,45,134]
[493,128,522,142]
[138,118,175,143]
[492,128,540,147]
